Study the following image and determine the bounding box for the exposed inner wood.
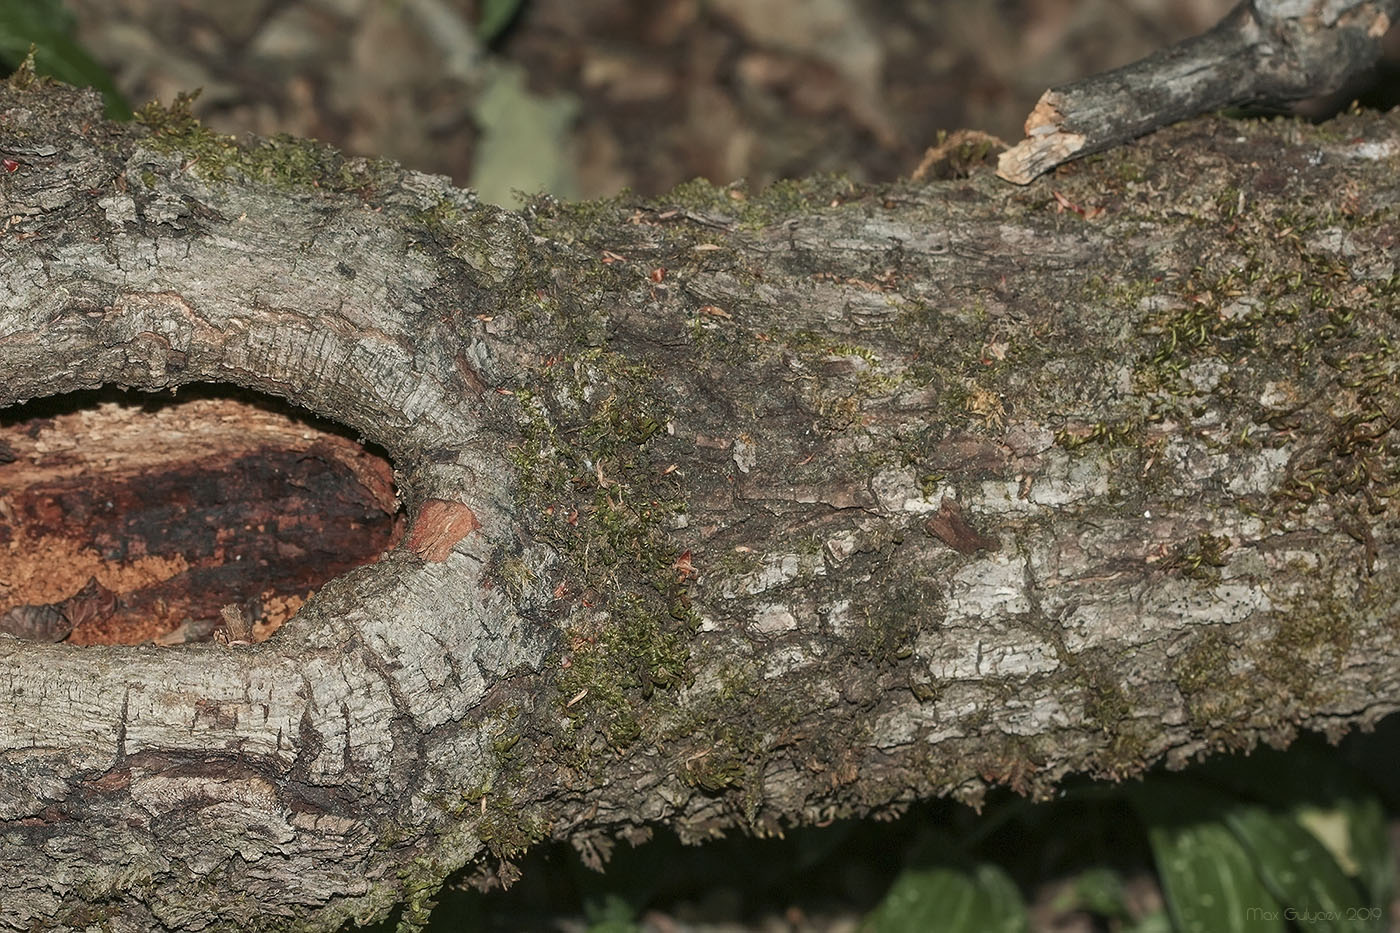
[0,388,402,646]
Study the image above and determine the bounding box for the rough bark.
[998,0,1400,183]
[1,74,1399,932]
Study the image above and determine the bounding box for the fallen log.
[1,69,1398,930]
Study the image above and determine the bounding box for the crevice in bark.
[0,384,402,645]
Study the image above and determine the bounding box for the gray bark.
[1,75,1399,931]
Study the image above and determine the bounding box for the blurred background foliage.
[6,0,1257,205]
[4,1,1400,930]
[12,0,1400,206]
[0,0,126,117]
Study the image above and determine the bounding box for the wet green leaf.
[1127,781,1283,933]
[1225,805,1378,932]
[861,862,1027,933]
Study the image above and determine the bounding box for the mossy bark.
[1,77,1399,931]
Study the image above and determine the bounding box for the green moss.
[134,91,384,191]
[663,176,735,214]
[1173,629,1231,697]
[1213,185,1244,221]
[1058,169,1400,533]
[662,661,805,811]
[681,743,750,793]
[475,123,1400,840]
[1139,263,1272,374]
[505,348,697,757]
[496,556,537,601]
[916,471,945,496]
[914,129,1000,180]
[1114,158,1146,184]
[411,197,464,233]
[1062,652,1156,778]
[474,795,550,859]
[785,331,910,431]
[1053,418,1142,451]
[1080,668,1131,726]
[395,855,446,933]
[1272,338,1400,516]
[556,594,692,748]
[1172,628,1253,727]
[491,732,522,757]
[849,575,927,664]
[661,173,861,230]
[1263,593,1355,686]
[1164,533,1231,584]
[1170,589,1360,737]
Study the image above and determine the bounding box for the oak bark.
[1,78,1399,931]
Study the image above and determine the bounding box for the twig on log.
[997,0,1399,184]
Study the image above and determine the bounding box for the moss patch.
[505,346,697,757]
[1164,533,1232,584]
[135,91,387,192]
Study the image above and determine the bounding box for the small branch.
[998,0,1400,184]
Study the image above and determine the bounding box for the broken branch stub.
[997,0,1399,184]
[409,498,483,562]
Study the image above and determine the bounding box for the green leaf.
[0,0,130,118]
[1296,804,1362,875]
[1127,909,1174,933]
[0,0,72,34]
[1149,817,1283,933]
[476,0,526,44]
[1195,740,1395,912]
[582,892,640,933]
[1052,867,1131,920]
[1224,805,1379,932]
[1325,794,1395,911]
[1127,781,1284,933]
[861,862,1027,933]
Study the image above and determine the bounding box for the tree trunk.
[2,77,1399,931]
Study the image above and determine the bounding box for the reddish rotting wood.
[0,390,402,645]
